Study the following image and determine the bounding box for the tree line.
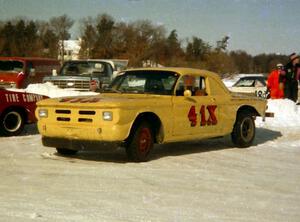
[0,14,289,77]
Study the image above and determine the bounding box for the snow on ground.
[1,81,300,221]
[257,99,300,129]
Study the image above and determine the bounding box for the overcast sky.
[0,0,299,55]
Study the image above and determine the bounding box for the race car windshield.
[105,70,178,95]
[0,61,24,74]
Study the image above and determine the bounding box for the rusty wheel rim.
[138,128,151,155]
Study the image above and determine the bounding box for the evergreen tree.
[0,22,17,56]
[92,14,115,58]
[164,29,183,65]
[41,28,59,58]
[79,18,97,59]
[186,37,211,61]
[216,35,230,52]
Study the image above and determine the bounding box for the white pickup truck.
[43,59,128,91]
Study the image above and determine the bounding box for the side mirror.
[112,71,119,79]
[29,68,36,77]
[184,89,192,97]
[52,69,57,76]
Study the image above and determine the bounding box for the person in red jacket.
[267,63,285,99]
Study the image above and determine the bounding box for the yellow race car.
[36,67,271,162]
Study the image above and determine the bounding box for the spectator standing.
[267,63,284,99]
[280,53,300,102]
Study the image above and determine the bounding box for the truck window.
[60,61,111,77]
[0,61,24,74]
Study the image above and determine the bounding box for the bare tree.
[50,14,74,62]
[230,50,253,74]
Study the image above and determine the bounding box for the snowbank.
[257,99,300,129]
[223,75,300,129]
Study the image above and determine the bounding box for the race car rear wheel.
[125,122,154,162]
[56,148,78,155]
[0,110,24,136]
[231,111,255,148]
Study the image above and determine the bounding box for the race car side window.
[195,76,207,96]
[175,75,207,96]
[255,80,264,87]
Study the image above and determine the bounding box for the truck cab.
[43,59,128,91]
[0,57,60,89]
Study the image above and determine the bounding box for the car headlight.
[102,111,113,121]
[38,109,48,118]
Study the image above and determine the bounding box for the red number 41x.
[188,105,217,127]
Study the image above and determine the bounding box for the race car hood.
[36,93,171,109]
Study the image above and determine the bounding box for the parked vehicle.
[43,59,128,91]
[229,75,269,98]
[0,57,60,89]
[0,88,47,136]
[36,67,273,162]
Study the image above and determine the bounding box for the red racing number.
[188,105,217,127]
[188,105,197,127]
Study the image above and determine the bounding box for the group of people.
[267,53,300,102]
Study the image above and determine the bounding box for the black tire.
[231,111,255,148]
[0,110,24,136]
[56,148,78,155]
[125,122,154,162]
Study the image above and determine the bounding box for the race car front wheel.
[231,111,255,148]
[0,110,24,136]
[125,122,154,162]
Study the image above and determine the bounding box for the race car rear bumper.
[265,112,274,118]
[262,112,274,121]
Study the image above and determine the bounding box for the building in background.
[58,40,81,61]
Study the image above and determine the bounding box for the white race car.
[229,75,268,98]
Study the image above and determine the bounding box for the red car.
[0,88,47,136]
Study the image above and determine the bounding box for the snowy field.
[0,81,300,221]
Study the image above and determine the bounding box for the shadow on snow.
[51,127,282,163]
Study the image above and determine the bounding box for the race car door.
[172,74,222,138]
